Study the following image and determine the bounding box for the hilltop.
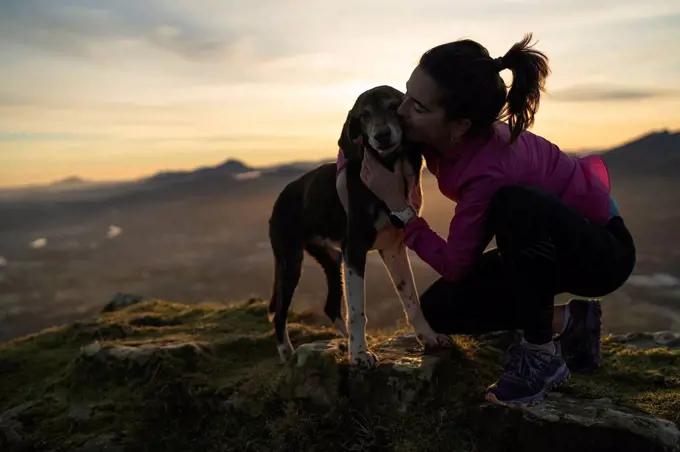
[601,129,680,176]
[1,295,679,452]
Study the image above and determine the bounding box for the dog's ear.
[337,110,362,159]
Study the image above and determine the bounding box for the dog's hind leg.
[305,240,348,338]
[379,241,456,352]
[270,240,304,363]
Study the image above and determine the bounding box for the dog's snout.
[375,128,391,144]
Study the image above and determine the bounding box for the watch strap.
[389,204,416,228]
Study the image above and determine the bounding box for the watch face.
[388,213,405,229]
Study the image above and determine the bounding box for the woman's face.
[397,65,470,151]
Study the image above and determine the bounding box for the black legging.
[420,185,636,344]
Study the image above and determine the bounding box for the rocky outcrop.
[78,340,213,379]
[2,297,678,452]
[279,333,680,452]
[100,292,149,313]
[0,401,36,451]
[469,394,680,452]
[279,334,462,412]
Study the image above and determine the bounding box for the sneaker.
[556,299,602,373]
[485,341,569,406]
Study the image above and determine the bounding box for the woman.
[360,33,636,406]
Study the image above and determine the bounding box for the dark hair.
[419,33,550,144]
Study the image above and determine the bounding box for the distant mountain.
[48,176,90,189]
[0,158,268,204]
[142,159,254,188]
[601,129,680,176]
[3,127,678,204]
[262,159,334,175]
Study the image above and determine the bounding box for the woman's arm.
[360,151,497,281]
[402,179,498,282]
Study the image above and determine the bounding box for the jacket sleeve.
[403,178,498,282]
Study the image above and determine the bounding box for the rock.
[220,391,265,417]
[101,292,149,313]
[75,433,124,452]
[65,401,117,432]
[0,401,36,422]
[80,341,211,365]
[279,334,680,452]
[68,406,93,424]
[73,322,132,340]
[77,341,213,381]
[470,394,680,452]
[278,334,465,412]
[606,331,680,350]
[0,401,37,450]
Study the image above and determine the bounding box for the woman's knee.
[419,280,455,333]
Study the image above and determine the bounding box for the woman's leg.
[420,185,635,405]
[420,249,571,336]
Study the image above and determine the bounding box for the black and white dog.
[267,85,454,368]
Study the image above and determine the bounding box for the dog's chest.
[335,165,417,252]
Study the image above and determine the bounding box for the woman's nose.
[397,100,408,118]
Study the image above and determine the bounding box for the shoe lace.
[502,344,550,383]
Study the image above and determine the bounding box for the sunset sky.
[1,0,679,187]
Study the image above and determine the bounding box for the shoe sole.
[485,363,570,407]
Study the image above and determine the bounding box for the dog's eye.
[360,110,370,119]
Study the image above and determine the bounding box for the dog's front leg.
[342,229,378,369]
[379,242,456,352]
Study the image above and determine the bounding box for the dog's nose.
[375,129,391,144]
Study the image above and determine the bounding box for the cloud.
[548,85,679,102]
[0,0,263,62]
[1,0,679,188]
[0,132,112,142]
[4,0,674,66]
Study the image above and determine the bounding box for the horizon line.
[1,126,677,190]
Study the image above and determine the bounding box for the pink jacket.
[400,122,615,282]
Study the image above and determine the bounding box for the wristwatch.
[388,204,416,229]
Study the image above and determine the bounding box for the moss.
[563,337,680,423]
[0,298,678,452]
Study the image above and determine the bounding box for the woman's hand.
[360,150,408,211]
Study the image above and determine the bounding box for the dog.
[267,85,455,368]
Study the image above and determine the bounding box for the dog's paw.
[277,341,295,364]
[350,350,379,369]
[418,332,456,352]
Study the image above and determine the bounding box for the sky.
[1,0,679,187]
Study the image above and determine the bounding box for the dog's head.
[338,85,404,160]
